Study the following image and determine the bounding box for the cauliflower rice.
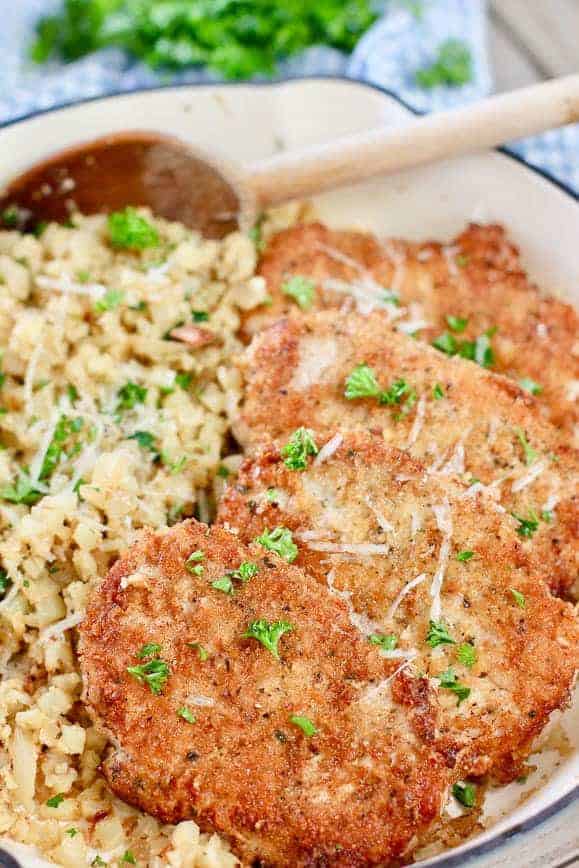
[0,210,276,867]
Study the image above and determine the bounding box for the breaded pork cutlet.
[217,432,579,785]
[235,310,579,599]
[79,520,451,867]
[247,222,578,434]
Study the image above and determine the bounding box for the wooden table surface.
[489,1,579,91]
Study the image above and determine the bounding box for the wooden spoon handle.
[246,75,579,208]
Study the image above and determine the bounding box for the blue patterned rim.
[0,75,576,868]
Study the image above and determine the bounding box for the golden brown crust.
[217,432,579,783]
[236,310,579,598]
[79,520,450,867]
[246,222,578,433]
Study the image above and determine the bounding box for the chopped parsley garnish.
[192,310,209,322]
[289,714,317,737]
[255,526,298,562]
[212,576,234,595]
[515,427,538,465]
[452,781,476,807]
[457,643,476,668]
[175,372,193,390]
[163,454,187,475]
[137,643,162,659]
[121,852,136,865]
[94,288,124,314]
[127,655,170,695]
[127,430,159,457]
[446,314,468,333]
[65,828,78,838]
[432,327,496,369]
[510,588,526,609]
[345,365,416,415]
[66,383,79,404]
[426,620,455,648]
[281,427,319,470]
[437,667,471,705]
[519,377,543,396]
[266,487,280,502]
[92,858,107,867]
[185,551,205,576]
[456,550,474,562]
[187,642,209,662]
[1,205,20,228]
[249,218,265,252]
[512,510,539,539]
[242,619,293,660]
[177,706,196,725]
[383,290,400,306]
[369,633,398,651]
[415,39,473,88]
[432,383,445,400]
[117,381,147,412]
[541,510,553,523]
[0,569,12,600]
[46,793,65,808]
[281,275,316,310]
[108,207,159,250]
[217,464,230,479]
[228,561,259,582]
[345,363,380,399]
[40,415,84,481]
[1,472,43,506]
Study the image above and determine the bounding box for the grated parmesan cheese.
[407,396,427,449]
[429,502,453,621]
[314,433,343,466]
[39,612,84,643]
[511,460,548,493]
[387,574,426,621]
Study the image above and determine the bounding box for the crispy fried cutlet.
[245,223,578,435]
[79,520,451,867]
[217,432,579,784]
[235,310,579,599]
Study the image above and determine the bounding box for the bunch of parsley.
[31,0,379,79]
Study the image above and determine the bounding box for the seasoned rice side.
[0,210,271,867]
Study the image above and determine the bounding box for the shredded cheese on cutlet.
[511,459,548,493]
[362,658,415,702]
[387,573,426,621]
[542,490,560,512]
[442,244,461,277]
[39,612,84,642]
[314,433,343,466]
[316,242,402,317]
[407,396,427,448]
[379,240,407,293]
[438,440,466,476]
[429,502,452,621]
[189,695,215,707]
[326,569,381,636]
[23,342,43,418]
[365,495,395,533]
[304,540,390,556]
[411,511,423,536]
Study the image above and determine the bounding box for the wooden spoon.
[1,76,578,239]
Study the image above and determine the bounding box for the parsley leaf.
[46,793,65,808]
[512,510,539,539]
[452,781,476,807]
[289,714,317,737]
[255,526,298,562]
[192,310,209,323]
[94,289,124,314]
[40,415,84,481]
[121,852,136,865]
[510,588,526,609]
[456,550,474,562]
[127,656,170,695]
[137,643,162,659]
[175,372,193,390]
[108,208,159,250]
[432,327,496,369]
[0,569,12,600]
[117,381,147,412]
[345,363,381,399]
[127,430,159,457]
[177,706,196,725]
[212,576,234,595]
[446,314,468,333]
[65,828,78,838]
[519,377,543,396]
[229,561,259,582]
[426,620,455,648]
[187,642,209,662]
[436,667,471,705]
[515,427,538,466]
[281,427,319,470]
[432,383,445,400]
[281,275,316,310]
[369,633,398,651]
[457,643,477,668]
[415,39,473,89]
[1,472,43,506]
[242,619,293,660]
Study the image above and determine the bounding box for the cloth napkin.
[0,0,577,195]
